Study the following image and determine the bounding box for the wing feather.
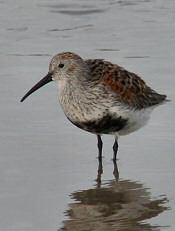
[86,59,166,109]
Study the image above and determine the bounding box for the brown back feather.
[86,59,166,109]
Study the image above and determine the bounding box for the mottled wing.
[86,59,166,109]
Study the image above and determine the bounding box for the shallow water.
[1,0,175,230]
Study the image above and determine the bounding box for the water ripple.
[50,9,107,15]
[48,24,93,32]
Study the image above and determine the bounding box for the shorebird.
[21,52,167,160]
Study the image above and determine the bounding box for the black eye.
[58,63,64,68]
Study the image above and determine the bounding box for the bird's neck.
[57,78,87,101]
[56,79,88,120]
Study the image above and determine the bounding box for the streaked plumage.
[21,52,167,160]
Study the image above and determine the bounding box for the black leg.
[113,159,119,180]
[96,158,103,188]
[97,135,103,160]
[113,138,118,161]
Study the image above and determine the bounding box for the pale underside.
[56,79,155,137]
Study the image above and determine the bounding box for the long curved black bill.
[20,72,52,102]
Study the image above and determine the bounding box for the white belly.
[110,106,153,136]
[57,80,154,136]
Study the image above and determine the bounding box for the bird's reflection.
[59,160,169,231]
[96,159,119,187]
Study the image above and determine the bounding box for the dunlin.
[21,52,167,160]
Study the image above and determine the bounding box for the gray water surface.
[1,0,175,230]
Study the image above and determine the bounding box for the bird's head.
[20,52,90,102]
